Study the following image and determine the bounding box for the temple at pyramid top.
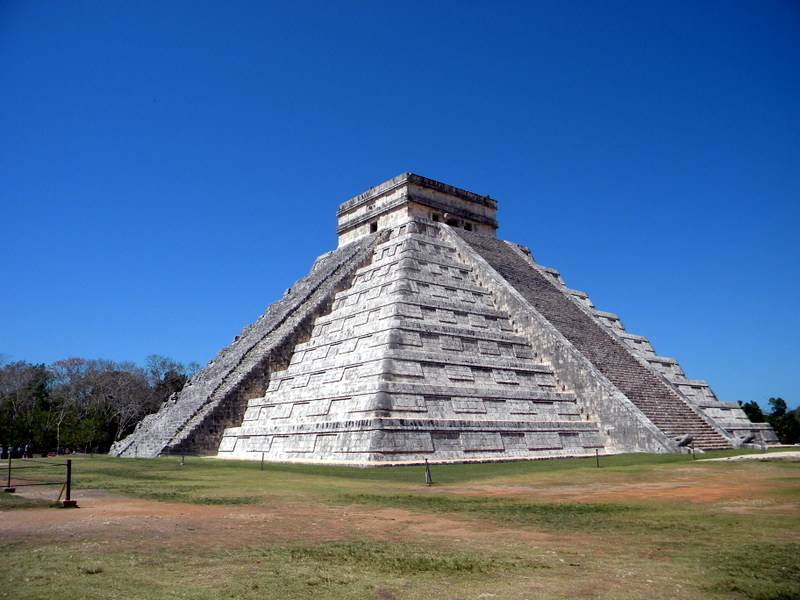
[337,173,498,245]
[111,173,777,464]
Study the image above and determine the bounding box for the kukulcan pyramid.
[111,174,776,464]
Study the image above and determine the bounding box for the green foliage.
[769,397,788,417]
[765,397,800,444]
[740,400,766,423]
[739,397,799,444]
[0,355,196,454]
[0,362,51,449]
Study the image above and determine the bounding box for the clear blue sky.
[2,1,798,410]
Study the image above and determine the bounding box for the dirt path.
[699,450,800,461]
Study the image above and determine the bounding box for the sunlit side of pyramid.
[111,174,776,463]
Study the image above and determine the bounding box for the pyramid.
[111,174,777,463]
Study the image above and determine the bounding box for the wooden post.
[62,459,77,507]
[3,453,14,493]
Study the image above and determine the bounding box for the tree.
[48,358,95,450]
[0,361,51,450]
[1,354,196,453]
[98,368,156,441]
[768,397,787,417]
[739,400,765,423]
[764,397,799,445]
[48,358,165,449]
[145,355,186,387]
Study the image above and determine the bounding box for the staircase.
[458,231,732,450]
[110,232,385,457]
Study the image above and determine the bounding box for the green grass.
[340,492,642,529]
[3,450,799,600]
[700,543,800,600]
[49,446,798,501]
[287,540,545,574]
[0,492,59,510]
[3,539,548,600]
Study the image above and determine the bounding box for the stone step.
[458,231,731,450]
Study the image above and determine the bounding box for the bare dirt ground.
[2,488,549,552]
[4,458,796,552]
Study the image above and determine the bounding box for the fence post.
[62,459,77,507]
[4,453,13,493]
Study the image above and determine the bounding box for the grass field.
[2,449,799,600]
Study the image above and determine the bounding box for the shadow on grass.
[0,492,60,510]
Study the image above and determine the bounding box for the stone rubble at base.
[110,173,777,464]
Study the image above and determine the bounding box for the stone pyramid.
[111,174,776,464]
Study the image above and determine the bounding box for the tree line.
[739,397,800,444]
[0,355,199,455]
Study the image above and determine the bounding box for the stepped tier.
[111,173,776,462]
[110,232,386,458]
[218,224,605,464]
[454,230,735,450]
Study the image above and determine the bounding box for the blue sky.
[2,1,798,410]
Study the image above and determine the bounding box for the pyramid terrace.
[112,174,776,464]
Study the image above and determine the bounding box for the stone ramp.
[110,233,384,458]
[457,230,732,450]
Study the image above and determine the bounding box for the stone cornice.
[336,196,498,234]
[337,173,497,216]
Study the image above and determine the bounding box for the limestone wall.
[110,232,385,457]
[447,228,678,454]
[537,260,776,445]
[218,218,607,465]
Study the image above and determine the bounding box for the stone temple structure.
[111,174,776,464]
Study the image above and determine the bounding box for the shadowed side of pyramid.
[452,229,734,450]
